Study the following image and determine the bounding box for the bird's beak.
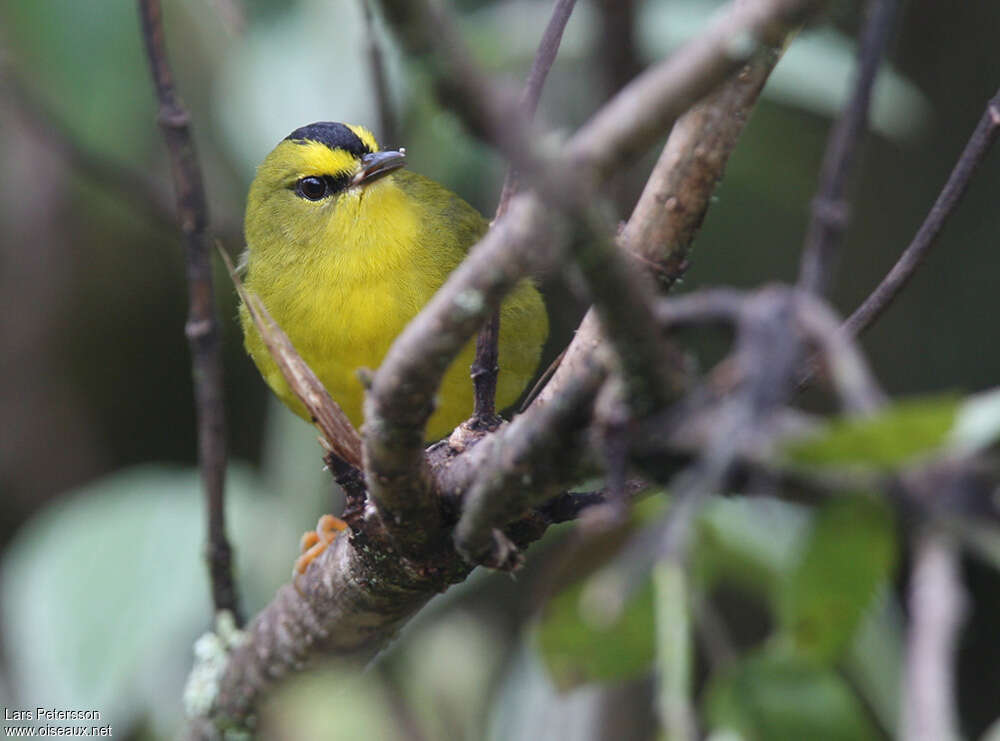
[351,149,407,187]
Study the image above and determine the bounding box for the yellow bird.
[240,122,548,442]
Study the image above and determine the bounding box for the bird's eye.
[296,176,329,201]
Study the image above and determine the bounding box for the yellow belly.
[241,274,546,441]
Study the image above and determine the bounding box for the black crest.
[285,122,373,156]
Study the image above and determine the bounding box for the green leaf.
[779,494,897,664]
[693,496,811,598]
[532,495,670,691]
[705,651,881,741]
[783,395,959,471]
[535,577,656,691]
[0,465,299,738]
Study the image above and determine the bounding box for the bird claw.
[293,514,348,579]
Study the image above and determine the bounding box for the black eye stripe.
[292,173,352,200]
[323,173,350,192]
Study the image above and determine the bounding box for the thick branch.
[571,211,689,414]
[364,197,557,552]
[538,20,792,410]
[797,0,899,296]
[196,529,451,727]
[453,350,607,566]
[137,0,239,623]
[623,46,782,288]
[547,35,787,419]
[845,85,1000,336]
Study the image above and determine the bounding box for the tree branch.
[567,0,826,182]
[623,45,783,288]
[453,349,607,567]
[366,0,825,547]
[184,0,836,730]
[798,0,900,296]
[537,26,791,411]
[219,249,363,470]
[137,0,240,624]
[844,85,1000,336]
[494,0,578,219]
[593,0,643,100]
[473,0,579,425]
[901,529,966,741]
[364,196,558,553]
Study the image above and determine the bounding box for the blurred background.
[1,0,999,739]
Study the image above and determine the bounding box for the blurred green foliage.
[784,395,959,470]
[705,651,881,741]
[3,0,1000,739]
[778,494,896,664]
[537,575,658,690]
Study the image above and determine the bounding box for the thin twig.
[494,0,578,219]
[470,312,503,424]
[798,0,900,296]
[454,349,606,567]
[844,85,1000,336]
[137,0,240,623]
[219,249,364,469]
[901,529,965,741]
[792,290,886,413]
[652,286,886,414]
[593,0,643,100]
[358,0,397,146]
[473,0,578,424]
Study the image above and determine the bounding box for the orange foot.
[293,514,348,578]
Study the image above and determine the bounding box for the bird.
[239,123,548,573]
